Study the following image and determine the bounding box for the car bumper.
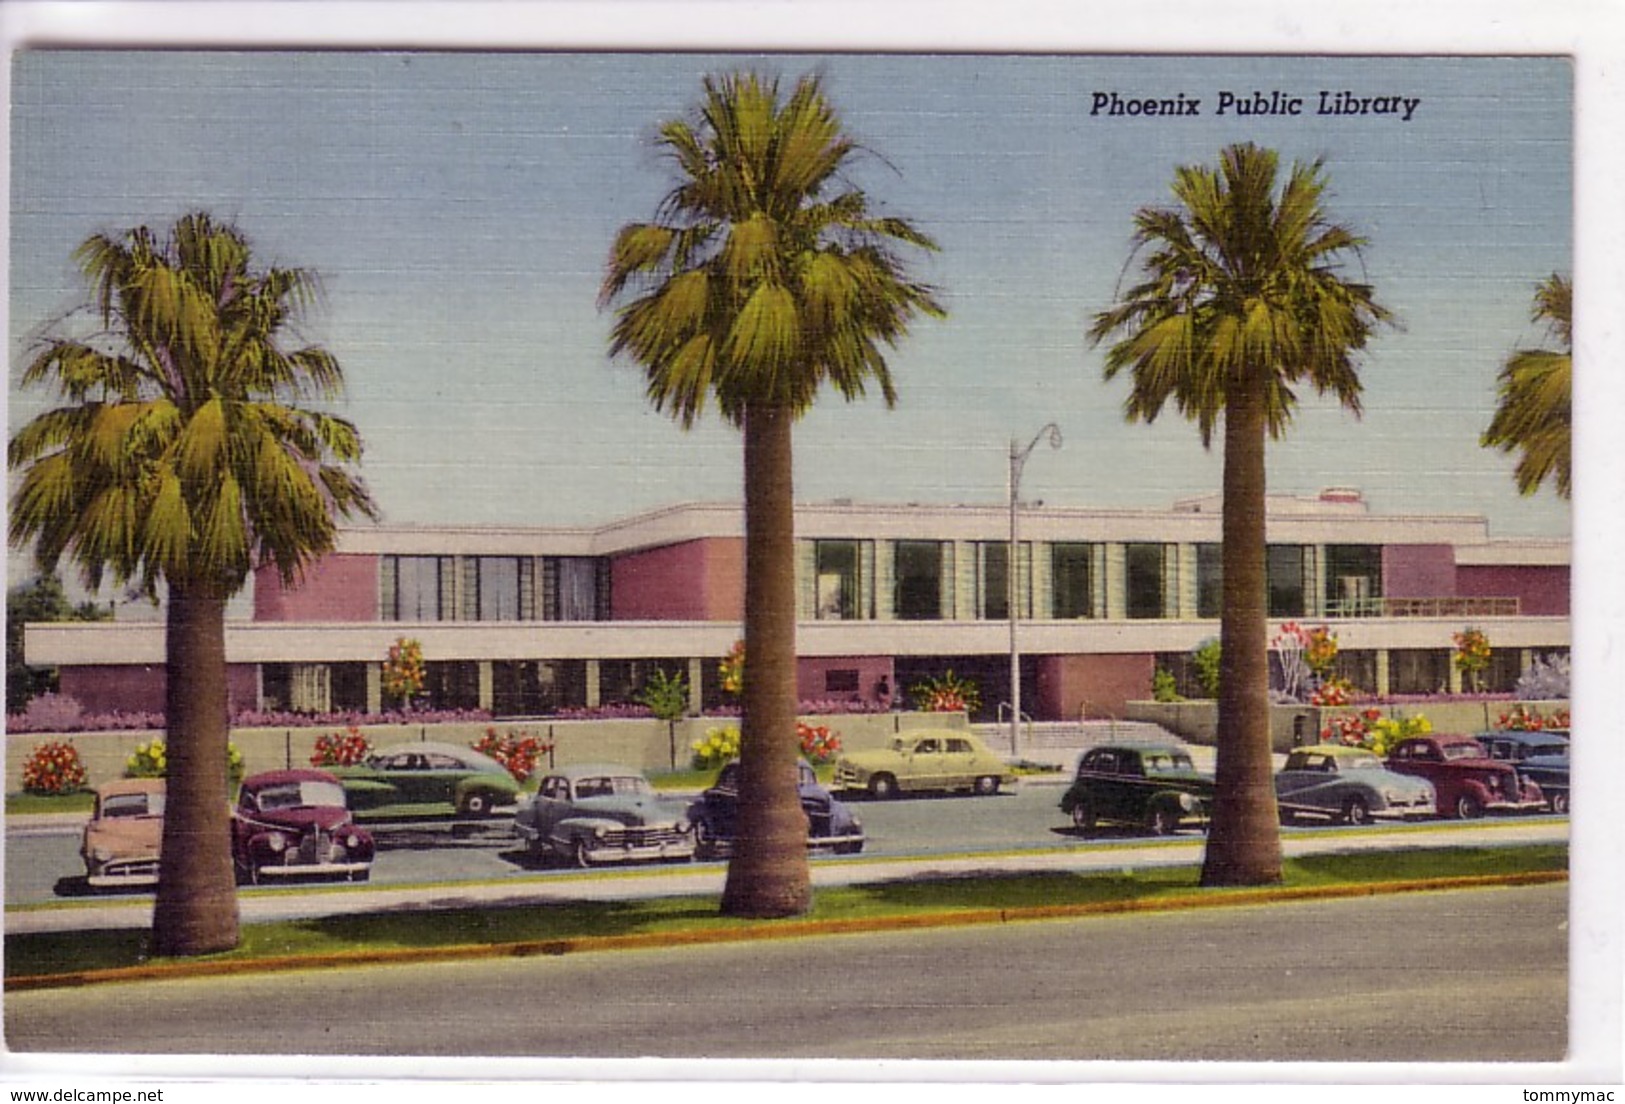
[1375,801,1436,820]
[251,860,373,879]
[85,863,160,889]
[577,840,696,864]
[1484,798,1550,814]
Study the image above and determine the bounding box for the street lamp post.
[1009,423,1062,759]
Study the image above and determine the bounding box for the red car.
[231,768,375,884]
[1385,734,1545,819]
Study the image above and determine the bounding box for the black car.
[1474,729,1571,814]
[687,759,864,860]
[1060,744,1214,836]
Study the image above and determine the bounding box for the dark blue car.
[687,759,865,859]
[1474,730,1570,814]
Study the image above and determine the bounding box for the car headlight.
[1178,793,1196,810]
[267,833,289,853]
[91,847,112,862]
[593,826,608,839]
[675,818,690,834]
[345,833,361,848]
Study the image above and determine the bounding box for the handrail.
[995,702,1033,756]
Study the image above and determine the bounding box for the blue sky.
[8,52,1573,559]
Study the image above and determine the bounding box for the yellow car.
[832,729,1016,799]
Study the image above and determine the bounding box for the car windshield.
[255,780,348,811]
[102,792,161,818]
[1341,753,1383,770]
[1142,753,1194,775]
[574,776,651,800]
[1441,743,1484,761]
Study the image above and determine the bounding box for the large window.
[1196,543,1223,618]
[1125,543,1165,619]
[816,540,866,620]
[1325,544,1383,615]
[1390,649,1450,695]
[1051,543,1095,620]
[894,541,945,621]
[1266,545,1307,618]
[550,557,604,621]
[382,555,447,621]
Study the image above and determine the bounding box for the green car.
[329,742,522,821]
[831,728,1017,799]
[1061,743,1213,836]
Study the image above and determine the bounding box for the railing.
[995,702,1034,756]
[1324,596,1521,619]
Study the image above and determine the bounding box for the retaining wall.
[5,711,968,792]
[1125,699,1570,753]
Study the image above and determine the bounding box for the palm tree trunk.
[152,575,241,955]
[721,403,812,918]
[1201,382,1284,887]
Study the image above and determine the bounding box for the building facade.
[26,489,1570,723]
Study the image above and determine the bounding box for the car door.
[530,775,572,838]
[941,737,979,788]
[1276,751,1332,812]
[907,736,946,790]
[1085,749,1130,822]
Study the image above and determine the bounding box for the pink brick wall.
[796,656,896,709]
[612,539,744,621]
[255,555,379,622]
[1034,653,1156,719]
[1456,565,1570,616]
[60,664,259,716]
[1382,545,1457,598]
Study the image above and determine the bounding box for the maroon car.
[1385,734,1545,819]
[231,768,375,884]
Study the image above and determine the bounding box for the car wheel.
[1551,791,1569,815]
[572,838,594,869]
[868,774,899,800]
[1454,792,1484,820]
[460,791,494,817]
[973,775,1000,796]
[836,840,864,855]
[1342,796,1372,826]
[349,868,370,883]
[1149,807,1179,837]
[1070,800,1097,834]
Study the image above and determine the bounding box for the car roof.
[897,729,983,741]
[374,741,508,773]
[1474,730,1569,745]
[241,768,342,788]
[545,763,649,780]
[94,777,166,798]
[1086,743,1190,756]
[1293,744,1379,757]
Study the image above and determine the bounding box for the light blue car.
[1275,745,1435,825]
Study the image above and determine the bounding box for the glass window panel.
[1125,543,1165,619]
[478,557,521,621]
[816,541,861,620]
[894,541,943,621]
[557,558,600,621]
[1196,543,1223,619]
[394,556,442,620]
[1051,543,1094,620]
[1267,545,1307,618]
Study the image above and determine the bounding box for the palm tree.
[1481,274,1572,498]
[601,72,943,917]
[1089,143,1390,887]
[9,213,376,954]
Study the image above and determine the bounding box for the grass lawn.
[5,843,1565,981]
[4,790,96,816]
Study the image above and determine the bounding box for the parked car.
[514,763,695,867]
[1274,745,1436,825]
[687,759,864,860]
[1060,743,1213,836]
[80,778,166,889]
[329,741,522,820]
[831,729,1016,799]
[1385,734,1546,819]
[231,769,375,885]
[1473,730,1570,814]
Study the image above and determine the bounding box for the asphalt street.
[3,882,1568,1063]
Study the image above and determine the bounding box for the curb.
[5,869,1566,993]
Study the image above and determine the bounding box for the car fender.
[1150,789,1202,817]
[453,777,510,801]
[1461,777,1497,803]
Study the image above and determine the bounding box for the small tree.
[1191,638,1222,698]
[381,637,426,706]
[638,668,692,770]
[1453,627,1492,693]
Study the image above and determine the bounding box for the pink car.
[80,778,166,889]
